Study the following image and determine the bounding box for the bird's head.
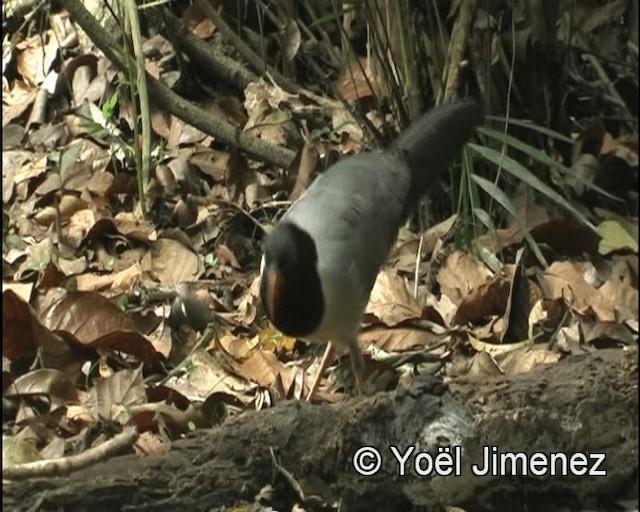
[260,222,324,337]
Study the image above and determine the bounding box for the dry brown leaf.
[360,326,442,353]
[86,330,162,363]
[150,110,173,142]
[133,431,170,457]
[2,281,34,302]
[501,249,531,344]
[566,153,599,196]
[148,238,201,285]
[223,151,253,206]
[281,19,301,62]
[15,31,60,86]
[601,132,639,166]
[366,270,422,326]
[85,367,146,423]
[41,290,138,338]
[244,172,266,207]
[467,351,503,377]
[13,154,48,187]
[40,435,66,460]
[2,289,69,363]
[336,57,375,103]
[538,261,616,322]
[474,227,524,254]
[64,404,95,427]
[289,140,318,202]
[438,251,494,306]
[216,244,241,269]
[510,182,551,230]
[236,275,261,327]
[147,326,172,360]
[185,350,248,398]
[5,369,78,410]
[390,215,457,272]
[113,212,157,242]
[219,332,259,359]
[454,273,511,325]
[599,277,638,323]
[65,54,98,104]
[183,3,217,37]
[573,0,628,34]
[555,320,585,354]
[500,348,561,375]
[582,320,636,345]
[67,209,97,245]
[468,333,533,356]
[37,261,65,289]
[75,263,143,292]
[243,81,297,147]
[2,150,28,200]
[528,298,566,340]
[31,290,161,363]
[530,219,601,258]
[2,81,39,125]
[238,349,296,391]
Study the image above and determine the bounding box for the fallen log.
[4,348,637,512]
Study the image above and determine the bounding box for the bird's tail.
[392,99,484,208]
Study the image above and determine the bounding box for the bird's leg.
[306,342,335,402]
[305,340,365,401]
[347,338,365,395]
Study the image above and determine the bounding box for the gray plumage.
[261,99,483,389]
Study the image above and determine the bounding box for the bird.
[260,99,483,400]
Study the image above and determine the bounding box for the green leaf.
[478,127,618,200]
[204,253,219,269]
[597,220,638,255]
[309,6,358,27]
[484,116,573,143]
[472,207,496,232]
[102,90,119,120]
[468,143,597,232]
[471,174,548,267]
[470,173,517,217]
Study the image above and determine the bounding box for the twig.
[195,0,339,109]
[124,0,151,215]
[60,0,296,169]
[413,234,424,299]
[582,53,631,113]
[163,10,259,91]
[3,426,138,480]
[441,0,474,102]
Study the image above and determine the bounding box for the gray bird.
[260,100,483,398]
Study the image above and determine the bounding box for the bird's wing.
[283,151,411,302]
